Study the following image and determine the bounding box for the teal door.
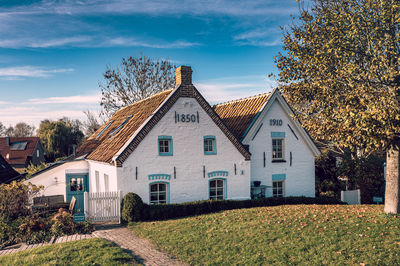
[66,173,88,222]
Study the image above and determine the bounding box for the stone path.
[93,226,187,266]
[0,234,94,256]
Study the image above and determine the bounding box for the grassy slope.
[131,205,400,265]
[0,238,137,265]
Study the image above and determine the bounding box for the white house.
[28,66,319,221]
[214,89,320,198]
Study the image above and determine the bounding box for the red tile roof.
[0,137,41,166]
[213,93,271,139]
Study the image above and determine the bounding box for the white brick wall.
[118,97,251,204]
[245,98,316,197]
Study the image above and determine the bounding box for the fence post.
[84,191,89,221]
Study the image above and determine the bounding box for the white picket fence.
[84,191,122,223]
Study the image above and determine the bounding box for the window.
[158,136,173,156]
[272,181,284,197]
[10,141,28,150]
[95,171,100,192]
[150,183,167,204]
[96,121,113,139]
[36,149,40,157]
[209,179,225,200]
[70,178,84,192]
[272,139,284,160]
[204,136,216,155]
[109,116,131,137]
[104,174,109,192]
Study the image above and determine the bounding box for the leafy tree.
[275,0,399,212]
[25,162,48,179]
[37,119,84,162]
[99,54,176,117]
[4,122,35,137]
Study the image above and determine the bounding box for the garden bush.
[131,196,346,222]
[0,181,42,220]
[121,193,144,223]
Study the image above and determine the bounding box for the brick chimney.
[175,66,192,86]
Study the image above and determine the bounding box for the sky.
[0,0,305,129]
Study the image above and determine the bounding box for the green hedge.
[134,196,346,221]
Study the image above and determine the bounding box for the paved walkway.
[0,234,94,256]
[93,226,187,266]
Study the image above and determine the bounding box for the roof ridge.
[213,92,270,107]
[114,88,174,115]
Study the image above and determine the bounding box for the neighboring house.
[0,137,46,173]
[0,154,21,184]
[27,66,320,221]
[214,89,320,198]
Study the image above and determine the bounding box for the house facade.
[0,137,46,172]
[28,66,319,220]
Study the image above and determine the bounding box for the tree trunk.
[384,143,400,213]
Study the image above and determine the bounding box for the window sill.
[159,153,173,156]
[272,159,286,163]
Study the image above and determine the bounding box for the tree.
[37,119,84,162]
[0,122,5,136]
[4,122,35,137]
[82,110,102,137]
[275,0,399,212]
[99,54,176,117]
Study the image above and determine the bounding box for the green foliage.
[337,151,385,203]
[25,162,48,179]
[37,118,84,161]
[50,208,75,236]
[121,193,144,223]
[129,197,344,222]
[131,205,400,265]
[275,0,400,152]
[0,181,42,220]
[0,238,138,265]
[0,217,25,248]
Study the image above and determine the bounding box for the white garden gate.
[84,191,122,223]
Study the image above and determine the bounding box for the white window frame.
[272,138,284,160]
[104,174,109,192]
[150,183,167,204]
[95,171,100,192]
[272,180,285,197]
[209,179,225,200]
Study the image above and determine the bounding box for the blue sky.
[0,0,303,128]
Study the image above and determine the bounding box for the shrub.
[139,196,346,222]
[0,181,43,220]
[121,193,144,223]
[0,217,25,248]
[51,208,75,236]
[19,214,52,244]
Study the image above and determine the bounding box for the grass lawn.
[0,238,138,265]
[130,205,400,265]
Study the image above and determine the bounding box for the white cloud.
[0,66,74,78]
[195,76,277,104]
[101,37,200,49]
[0,93,102,128]
[234,28,283,47]
[26,94,101,105]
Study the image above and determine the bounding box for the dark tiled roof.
[0,154,20,184]
[0,137,40,166]
[213,93,271,139]
[77,89,173,163]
